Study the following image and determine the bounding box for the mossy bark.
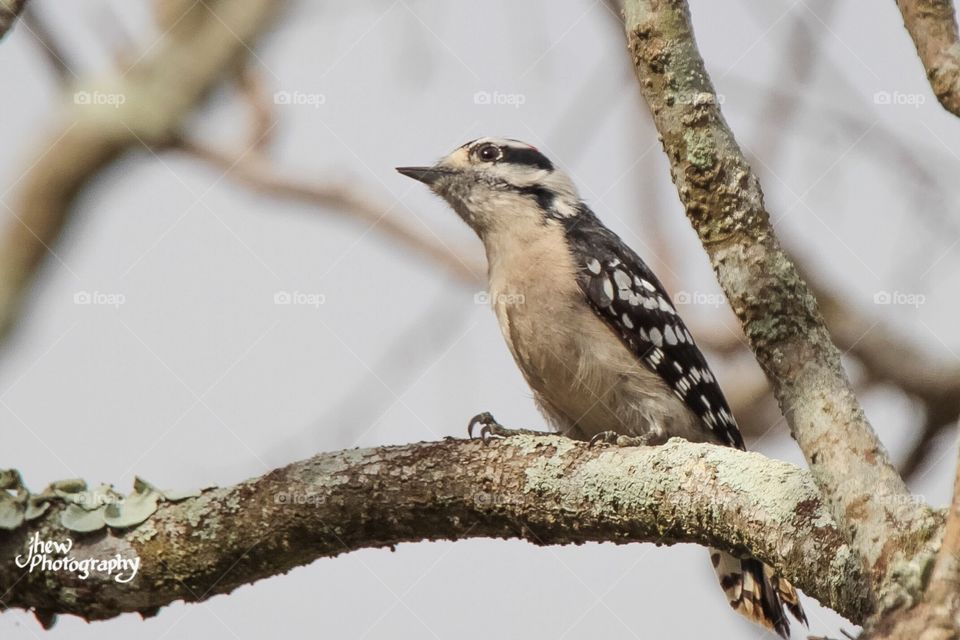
[0,437,871,624]
[622,1,937,611]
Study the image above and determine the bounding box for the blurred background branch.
[0,0,279,341]
[0,0,27,40]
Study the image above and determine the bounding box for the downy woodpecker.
[398,137,807,638]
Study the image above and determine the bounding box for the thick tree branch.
[864,441,960,639]
[0,437,870,624]
[926,442,960,619]
[622,0,935,600]
[896,0,960,118]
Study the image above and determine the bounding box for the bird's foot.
[467,412,546,443]
[588,431,655,447]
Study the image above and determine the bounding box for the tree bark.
[621,0,938,608]
[896,0,960,118]
[0,437,871,624]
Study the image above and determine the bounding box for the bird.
[397,137,807,638]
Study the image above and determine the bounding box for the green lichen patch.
[61,504,108,532]
[0,490,25,529]
[0,468,207,532]
[103,481,162,529]
[682,128,718,171]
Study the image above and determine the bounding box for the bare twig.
[176,140,485,285]
[236,65,275,153]
[18,5,73,80]
[896,0,960,118]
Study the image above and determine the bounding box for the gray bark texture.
[622,0,939,609]
[0,437,870,624]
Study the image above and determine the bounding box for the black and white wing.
[562,207,745,450]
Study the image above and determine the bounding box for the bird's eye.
[476,144,502,162]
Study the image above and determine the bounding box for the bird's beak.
[395,166,450,186]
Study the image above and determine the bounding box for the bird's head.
[397,137,581,236]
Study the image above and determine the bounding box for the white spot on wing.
[649,327,663,347]
[613,270,632,290]
[602,277,614,301]
[664,325,678,345]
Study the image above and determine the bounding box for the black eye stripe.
[466,140,554,170]
[499,146,553,171]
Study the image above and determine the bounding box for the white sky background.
[1,0,959,638]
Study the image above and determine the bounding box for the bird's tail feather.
[710,548,807,638]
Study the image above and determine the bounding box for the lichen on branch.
[0,437,870,624]
[621,0,937,603]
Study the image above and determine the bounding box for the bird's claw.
[588,431,650,447]
[467,412,499,442]
[467,412,544,444]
